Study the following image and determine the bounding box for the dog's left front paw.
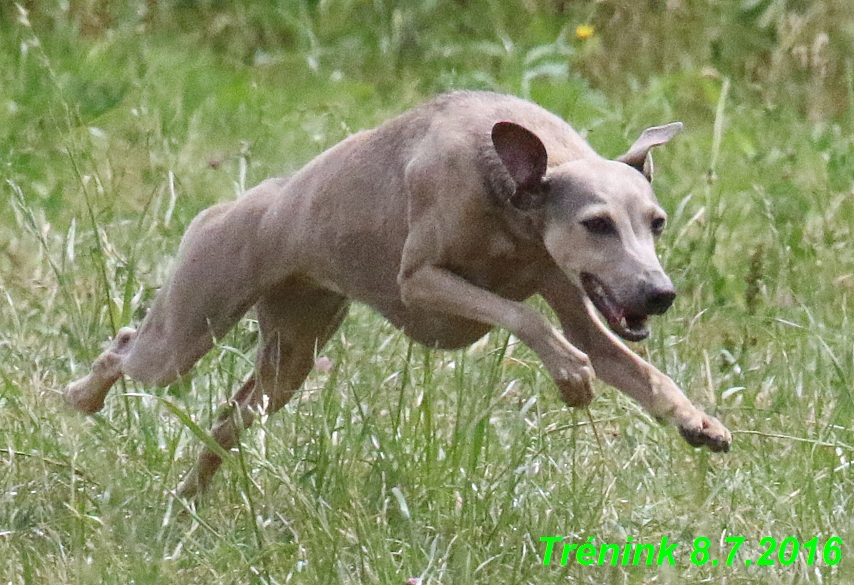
[678,411,731,453]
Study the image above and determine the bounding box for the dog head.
[491,121,683,341]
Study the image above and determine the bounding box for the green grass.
[2,1,854,583]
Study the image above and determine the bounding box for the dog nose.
[644,286,676,314]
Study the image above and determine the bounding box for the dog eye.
[651,217,666,236]
[582,216,618,236]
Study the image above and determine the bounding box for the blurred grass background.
[2,1,854,583]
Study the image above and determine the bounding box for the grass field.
[2,1,854,583]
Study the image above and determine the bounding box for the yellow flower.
[575,24,595,40]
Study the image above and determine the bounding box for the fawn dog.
[66,91,731,496]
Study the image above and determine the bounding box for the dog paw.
[553,362,595,408]
[64,375,108,414]
[177,474,201,500]
[178,451,223,499]
[63,352,123,415]
[678,411,731,453]
[543,330,595,407]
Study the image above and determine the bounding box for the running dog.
[65,91,731,496]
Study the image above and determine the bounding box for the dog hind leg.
[64,327,138,414]
[179,283,350,497]
[65,200,267,413]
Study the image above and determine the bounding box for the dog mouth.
[580,272,650,342]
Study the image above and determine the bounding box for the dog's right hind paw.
[177,450,224,499]
[176,474,201,500]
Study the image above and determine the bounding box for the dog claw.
[678,412,731,453]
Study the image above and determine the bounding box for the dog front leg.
[399,265,594,406]
[539,272,731,452]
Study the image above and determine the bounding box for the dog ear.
[491,121,548,208]
[617,122,683,182]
